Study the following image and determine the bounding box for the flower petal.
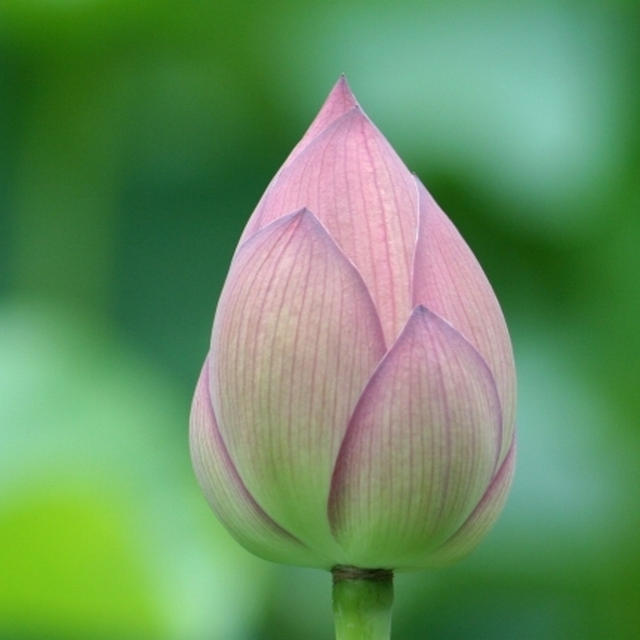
[241,106,418,345]
[428,440,516,567]
[285,75,359,166]
[189,359,319,566]
[329,306,501,569]
[211,209,386,555]
[412,178,516,464]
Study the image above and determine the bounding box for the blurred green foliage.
[1,1,639,638]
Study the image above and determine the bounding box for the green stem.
[332,566,394,640]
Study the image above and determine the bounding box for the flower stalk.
[332,567,394,640]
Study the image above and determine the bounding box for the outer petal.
[189,359,319,566]
[427,440,516,568]
[240,106,418,345]
[211,209,386,556]
[328,306,501,569]
[412,178,516,463]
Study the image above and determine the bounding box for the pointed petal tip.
[237,206,341,259]
[408,304,434,327]
[272,206,316,228]
[276,76,361,170]
[290,206,312,219]
[285,206,349,244]
[329,73,358,105]
[291,207,329,237]
[409,304,454,333]
[286,206,321,230]
[318,77,370,126]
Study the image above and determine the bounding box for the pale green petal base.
[332,567,393,640]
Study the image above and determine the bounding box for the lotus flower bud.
[190,77,516,571]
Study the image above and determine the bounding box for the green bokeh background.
[1,1,639,638]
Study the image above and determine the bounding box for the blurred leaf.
[0,301,274,639]
[0,490,159,640]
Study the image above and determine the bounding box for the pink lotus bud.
[190,77,516,570]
